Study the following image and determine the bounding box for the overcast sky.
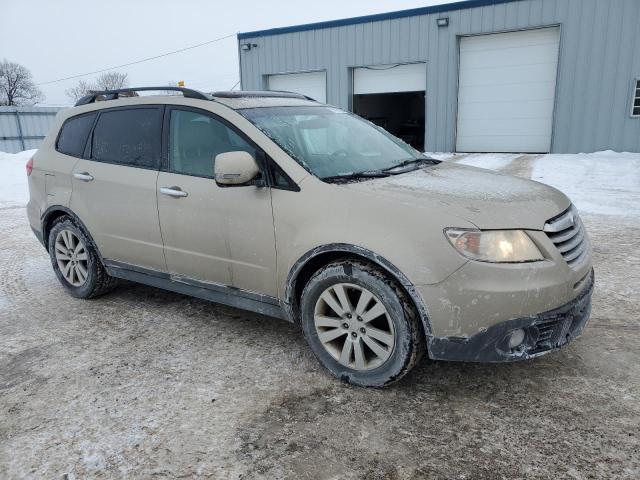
[1,0,449,106]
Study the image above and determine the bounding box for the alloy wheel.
[314,283,395,371]
[54,229,89,287]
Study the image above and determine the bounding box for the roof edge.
[238,0,521,40]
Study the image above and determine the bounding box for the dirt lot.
[1,156,639,479]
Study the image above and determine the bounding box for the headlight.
[445,229,544,263]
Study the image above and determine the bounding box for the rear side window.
[92,107,162,169]
[56,113,96,158]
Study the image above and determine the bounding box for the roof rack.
[74,86,211,106]
[211,90,315,101]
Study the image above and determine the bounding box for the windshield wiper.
[322,170,390,183]
[383,157,440,173]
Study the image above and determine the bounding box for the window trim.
[632,77,640,118]
[266,157,300,192]
[55,111,99,159]
[88,105,165,171]
[162,105,299,191]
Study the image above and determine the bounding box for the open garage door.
[352,63,426,150]
[456,27,561,153]
[267,71,326,103]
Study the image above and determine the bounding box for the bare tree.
[65,71,129,102]
[0,59,44,106]
[95,71,128,91]
[64,79,94,103]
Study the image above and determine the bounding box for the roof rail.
[211,90,315,101]
[74,86,211,106]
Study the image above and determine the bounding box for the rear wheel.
[300,260,425,387]
[48,217,117,298]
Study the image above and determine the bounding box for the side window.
[56,112,96,157]
[92,108,162,169]
[269,160,299,191]
[168,109,258,178]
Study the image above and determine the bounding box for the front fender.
[283,243,434,339]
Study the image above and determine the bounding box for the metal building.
[237,0,640,153]
[0,106,64,153]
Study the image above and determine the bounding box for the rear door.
[70,106,166,271]
[156,106,277,296]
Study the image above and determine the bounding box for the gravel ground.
[1,156,639,479]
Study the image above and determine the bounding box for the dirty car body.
[26,88,593,387]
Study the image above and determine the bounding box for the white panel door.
[353,63,426,94]
[456,27,560,153]
[267,71,326,103]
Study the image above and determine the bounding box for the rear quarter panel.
[27,114,78,233]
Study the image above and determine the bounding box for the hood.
[342,162,570,230]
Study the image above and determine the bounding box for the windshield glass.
[239,106,425,179]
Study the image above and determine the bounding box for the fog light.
[508,329,526,349]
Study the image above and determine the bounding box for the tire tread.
[301,259,425,387]
[49,216,118,298]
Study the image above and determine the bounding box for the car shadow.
[107,280,589,398]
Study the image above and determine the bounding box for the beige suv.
[27,87,594,387]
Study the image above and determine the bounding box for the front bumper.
[428,269,594,362]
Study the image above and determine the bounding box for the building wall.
[238,0,640,153]
[0,106,64,153]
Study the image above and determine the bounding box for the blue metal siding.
[237,0,525,39]
[238,0,640,153]
[0,107,63,153]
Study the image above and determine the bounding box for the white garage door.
[353,63,426,94]
[456,27,560,153]
[267,71,326,103]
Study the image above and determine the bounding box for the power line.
[37,32,237,86]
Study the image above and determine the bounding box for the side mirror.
[214,151,261,186]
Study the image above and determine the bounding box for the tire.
[300,260,425,387]
[48,216,118,299]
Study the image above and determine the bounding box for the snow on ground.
[426,152,522,170]
[432,150,640,218]
[531,151,640,217]
[0,149,36,208]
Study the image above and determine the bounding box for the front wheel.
[300,260,425,387]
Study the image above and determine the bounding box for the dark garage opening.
[352,91,425,150]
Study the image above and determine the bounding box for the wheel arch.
[284,243,433,338]
[41,206,103,262]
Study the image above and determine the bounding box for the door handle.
[160,186,188,198]
[73,172,94,182]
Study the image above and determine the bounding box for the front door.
[71,106,166,271]
[156,106,278,296]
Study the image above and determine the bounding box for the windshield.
[239,106,425,179]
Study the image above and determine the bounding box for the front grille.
[544,205,588,268]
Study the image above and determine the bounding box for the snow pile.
[0,149,36,208]
[532,151,640,217]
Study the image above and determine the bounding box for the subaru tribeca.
[26,87,593,387]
